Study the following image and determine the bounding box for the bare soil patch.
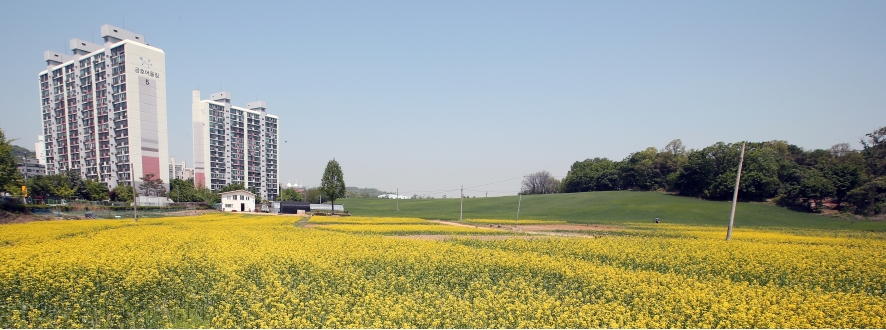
[429,220,488,228]
[0,211,40,224]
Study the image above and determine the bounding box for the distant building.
[377,194,412,199]
[192,90,279,201]
[17,158,46,177]
[168,157,194,181]
[284,182,306,194]
[219,190,256,212]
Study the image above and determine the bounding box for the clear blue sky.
[1,0,884,197]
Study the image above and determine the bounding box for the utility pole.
[130,166,138,222]
[22,156,29,205]
[516,193,522,224]
[459,185,463,221]
[516,173,524,225]
[396,188,399,211]
[726,142,746,241]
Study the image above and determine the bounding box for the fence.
[2,197,210,220]
[31,207,205,220]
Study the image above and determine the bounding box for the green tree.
[138,173,167,197]
[675,142,780,201]
[280,187,304,202]
[846,177,886,216]
[305,187,322,204]
[655,139,689,191]
[112,185,134,203]
[84,179,109,201]
[320,159,346,213]
[860,126,886,176]
[561,157,622,193]
[51,179,77,201]
[0,128,24,195]
[821,163,862,209]
[169,178,198,202]
[676,142,742,199]
[195,184,220,204]
[217,182,245,193]
[801,170,837,212]
[62,170,89,200]
[620,147,659,190]
[27,174,54,199]
[736,146,780,201]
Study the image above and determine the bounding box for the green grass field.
[338,191,886,231]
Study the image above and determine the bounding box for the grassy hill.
[338,191,886,231]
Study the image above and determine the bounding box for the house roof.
[218,190,256,196]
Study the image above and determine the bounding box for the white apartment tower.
[37,24,169,193]
[192,90,279,201]
[168,157,195,181]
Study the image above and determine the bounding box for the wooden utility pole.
[726,142,746,240]
[396,188,399,211]
[459,185,463,221]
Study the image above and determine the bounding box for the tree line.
[2,128,351,208]
[529,125,886,215]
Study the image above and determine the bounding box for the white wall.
[220,192,256,212]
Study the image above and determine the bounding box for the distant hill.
[345,187,390,198]
[12,145,34,161]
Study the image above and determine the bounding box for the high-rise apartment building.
[192,90,279,201]
[37,24,169,193]
[169,157,195,181]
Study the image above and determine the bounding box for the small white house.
[220,190,256,212]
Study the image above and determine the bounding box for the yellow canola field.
[1,214,885,328]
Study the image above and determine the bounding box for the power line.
[393,175,525,196]
[464,176,524,189]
